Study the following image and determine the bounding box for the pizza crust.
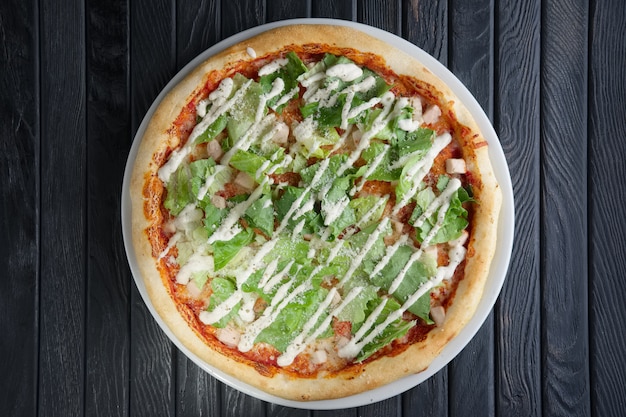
[130,24,502,401]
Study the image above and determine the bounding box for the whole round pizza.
[128,24,502,401]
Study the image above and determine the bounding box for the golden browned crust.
[130,24,502,401]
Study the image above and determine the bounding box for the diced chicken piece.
[206,139,223,161]
[215,326,241,348]
[234,171,255,191]
[410,96,423,122]
[430,305,446,327]
[422,245,439,260]
[211,194,227,209]
[422,105,441,125]
[271,121,289,145]
[445,158,467,174]
[311,349,328,365]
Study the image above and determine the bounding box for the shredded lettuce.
[274,186,323,235]
[415,186,473,245]
[259,51,307,112]
[255,286,329,352]
[194,114,228,144]
[369,244,437,321]
[244,194,274,237]
[164,159,221,216]
[212,228,255,270]
[355,297,414,362]
[227,74,264,142]
[206,277,240,328]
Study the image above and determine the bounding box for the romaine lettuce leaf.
[255,286,329,352]
[244,194,274,237]
[369,244,437,321]
[207,277,240,328]
[415,187,473,245]
[259,51,307,112]
[212,228,254,270]
[274,186,323,235]
[355,297,414,362]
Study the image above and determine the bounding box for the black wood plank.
[494,0,542,416]
[402,0,448,64]
[0,0,39,416]
[221,384,266,417]
[266,403,311,417]
[541,0,591,416]
[130,0,177,416]
[176,0,221,69]
[312,0,354,19]
[447,0,496,415]
[84,1,131,417]
[221,0,264,38]
[589,1,626,415]
[313,408,357,417]
[357,0,401,35]
[176,359,223,417]
[266,0,310,22]
[38,0,87,416]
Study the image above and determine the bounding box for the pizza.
[129,24,502,401]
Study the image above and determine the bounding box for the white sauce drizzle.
[238,281,310,352]
[277,286,364,366]
[326,63,363,82]
[256,77,285,122]
[158,79,251,183]
[258,58,289,76]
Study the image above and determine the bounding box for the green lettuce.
[369,244,437,321]
[206,277,240,328]
[255,286,329,352]
[414,186,473,245]
[355,297,414,362]
[212,228,254,270]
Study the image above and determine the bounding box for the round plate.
[122,18,514,410]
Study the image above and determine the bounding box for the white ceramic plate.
[122,18,514,410]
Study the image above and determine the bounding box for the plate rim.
[121,17,515,410]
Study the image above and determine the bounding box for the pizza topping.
[154,51,475,369]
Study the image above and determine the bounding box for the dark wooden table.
[2,0,625,416]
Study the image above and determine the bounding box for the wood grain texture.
[84,1,131,417]
[175,357,222,416]
[313,408,356,417]
[267,0,311,21]
[0,0,39,416]
[357,0,402,35]
[221,0,264,38]
[588,1,626,415]
[130,0,176,416]
[541,0,591,416]
[266,404,311,417]
[402,374,448,417]
[38,0,87,416]
[176,0,222,69]
[447,0,495,416]
[494,0,542,416]
[402,0,448,64]
[312,0,355,19]
[222,384,267,417]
